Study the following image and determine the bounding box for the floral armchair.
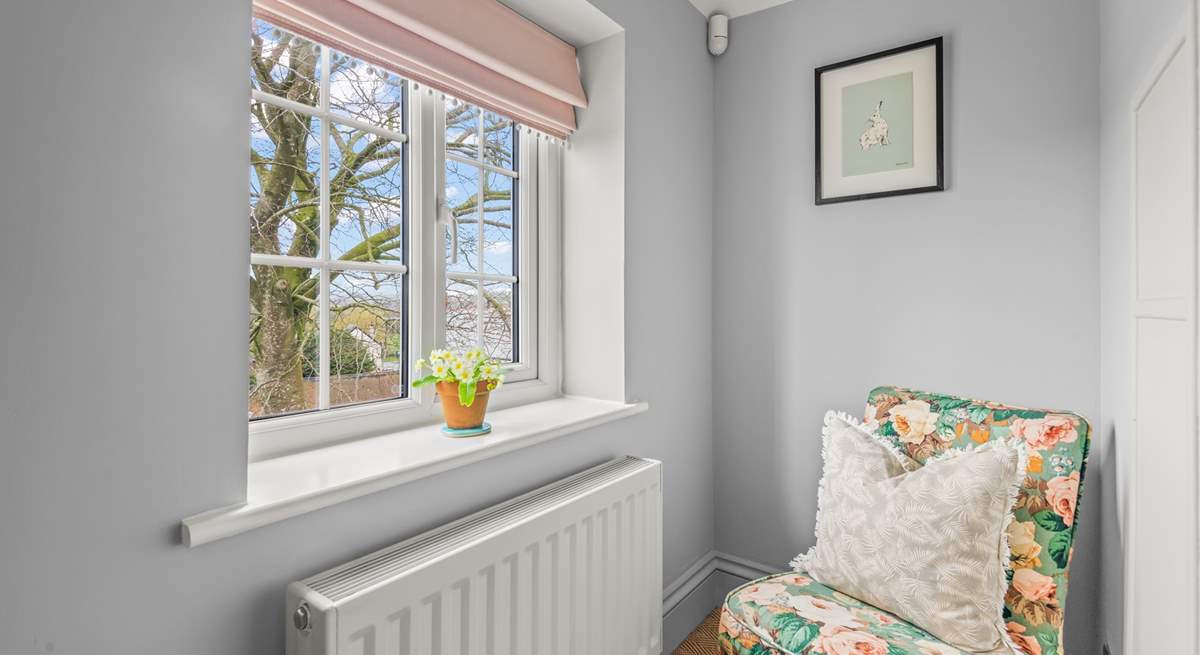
[717,387,1091,655]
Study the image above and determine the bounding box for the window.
[249,21,409,420]
[247,19,551,441]
[442,101,520,362]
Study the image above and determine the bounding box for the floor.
[672,606,722,655]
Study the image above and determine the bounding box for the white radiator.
[286,456,663,655]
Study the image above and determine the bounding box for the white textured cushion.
[792,411,1025,654]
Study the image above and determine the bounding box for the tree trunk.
[251,267,308,415]
[249,36,318,416]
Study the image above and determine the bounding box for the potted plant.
[413,348,505,436]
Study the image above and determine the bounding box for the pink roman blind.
[255,0,588,137]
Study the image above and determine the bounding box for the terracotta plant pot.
[436,380,493,429]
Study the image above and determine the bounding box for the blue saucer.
[441,422,492,438]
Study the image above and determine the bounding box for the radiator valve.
[293,603,312,634]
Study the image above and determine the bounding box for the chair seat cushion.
[718,572,978,655]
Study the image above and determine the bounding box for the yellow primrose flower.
[431,361,449,377]
[414,358,427,372]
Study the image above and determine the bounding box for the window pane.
[329,51,405,132]
[250,106,322,257]
[445,160,480,273]
[482,172,515,276]
[250,265,321,419]
[483,112,515,169]
[330,270,405,407]
[445,100,479,160]
[445,279,479,351]
[250,19,320,105]
[329,123,405,262]
[482,282,515,362]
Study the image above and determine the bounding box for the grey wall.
[0,1,713,653]
[712,0,1102,652]
[1097,0,1191,653]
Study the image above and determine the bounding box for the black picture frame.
[814,36,944,205]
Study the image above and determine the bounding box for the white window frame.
[434,99,538,385]
[249,44,412,419]
[248,41,562,461]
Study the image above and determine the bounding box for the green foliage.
[1047,532,1072,568]
[302,329,377,377]
[1038,630,1060,655]
[936,411,960,439]
[1033,510,1067,533]
[968,406,992,424]
[411,348,505,407]
[459,379,477,407]
[770,613,818,651]
[412,374,439,387]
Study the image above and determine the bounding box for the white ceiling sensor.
[708,14,728,56]
[688,0,796,19]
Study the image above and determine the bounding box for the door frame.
[1124,4,1200,652]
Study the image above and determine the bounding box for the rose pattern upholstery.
[720,573,971,655]
[717,387,1091,655]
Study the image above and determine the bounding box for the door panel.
[1133,319,1195,650]
[1136,39,1195,301]
[1129,17,1199,654]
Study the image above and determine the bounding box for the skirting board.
[662,551,781,652]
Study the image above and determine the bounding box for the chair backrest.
[865,386,1091,655]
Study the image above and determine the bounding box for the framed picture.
[815,37,944,204]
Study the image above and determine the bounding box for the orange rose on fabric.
[1006,520,1042,568]
[812,625,889,655]
[1006,622,1043,655]
[887,400,941,445]
[1046,471,1081,526]
[1010,415,1078,451]
[1027,453,1044,473]
[1012,568,1057,602]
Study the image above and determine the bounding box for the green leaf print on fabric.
[772,614,818,651]
[1033,510,1067,532]
[1047,532,1071,569]
[968,406,992,424]
[862,386,1091,655]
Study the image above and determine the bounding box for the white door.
[1127,9,1199,653]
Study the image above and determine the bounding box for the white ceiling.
[499,0,796,49]
[498,0,623,47]
[686,0,796,18]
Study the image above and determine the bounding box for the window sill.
[181,396,648,547]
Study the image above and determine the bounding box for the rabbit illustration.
[858,100,890,151]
